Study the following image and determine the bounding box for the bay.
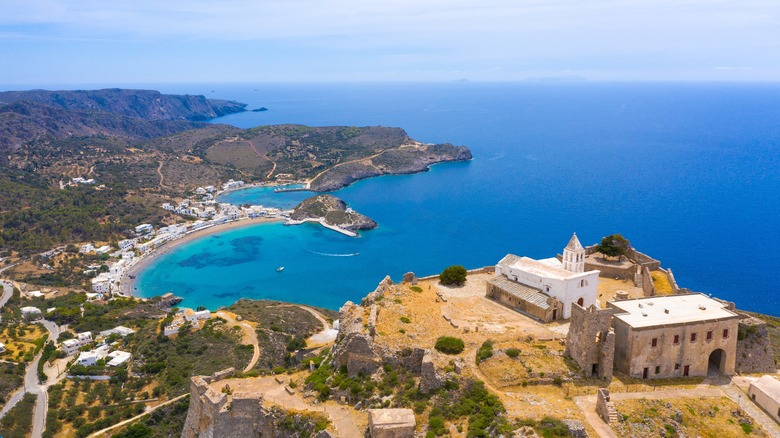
[136,82,780,314]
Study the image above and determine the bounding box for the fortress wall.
[583,261,635,280]
[641,266,656,297]
[735,318,777,374]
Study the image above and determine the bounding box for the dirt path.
[266,160,277,179]
[215,311,260,372]
[269,304,337,346]
[156,160,167,190]
[307,149,390,186]
[87,393,189,437]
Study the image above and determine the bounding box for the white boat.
[276,266,284,272]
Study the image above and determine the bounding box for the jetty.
[285,218,358,237]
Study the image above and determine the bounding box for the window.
[655,366,660,374]
[706,331,713,341]
[723,329,729,338]
[651,338,658,347]
[673,334,680,345]
[674,363,680,370]
[690,333,697,342]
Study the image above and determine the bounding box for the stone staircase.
[596,388,620,424]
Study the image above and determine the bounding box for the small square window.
[651,338,658,347]
[706,331,713,340]
[673,335,680,345]
[723,329,729,338]
[691,333,697,342]
[674,363,680,370]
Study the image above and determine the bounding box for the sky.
[0,0,778,84]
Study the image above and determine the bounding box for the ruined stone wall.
[735,317,776,374]
[641,266,655,297]
[181,368,334,438]
[664,268,681,294]
[565,304,615,380]
[596,389,619,424]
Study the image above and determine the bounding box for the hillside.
[0,101,205,155]
[0,88,246,121]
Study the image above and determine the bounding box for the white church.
[487,233,600,322]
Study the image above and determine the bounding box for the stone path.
[721,379,780,437]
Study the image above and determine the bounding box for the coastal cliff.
[0,88,247,121]
[290,195,377,233]
[308,142,472,192]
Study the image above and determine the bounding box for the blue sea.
[135,82,780,315]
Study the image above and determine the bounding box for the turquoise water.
[136,83,780,314]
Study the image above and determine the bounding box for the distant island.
[288,194,377,236]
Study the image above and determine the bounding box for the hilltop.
[290,194,377,233]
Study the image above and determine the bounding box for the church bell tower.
[563,233,585,273]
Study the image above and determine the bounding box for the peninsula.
[288,194,377,236]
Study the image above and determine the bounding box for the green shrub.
[410,286,423,293]
[439,265,467,286]
[505,348,520,358]
[399,317,411,324]
[476,340,494,363]
[435,336,465,355]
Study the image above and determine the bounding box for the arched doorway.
[708,349,726,374]
[577,298,584,307]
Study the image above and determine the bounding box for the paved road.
[0,279,13,309]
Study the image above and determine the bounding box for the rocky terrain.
[0,88,246,121]
[309,142,473,192]
[290,195,377,232]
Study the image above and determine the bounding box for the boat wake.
[307,250,360,257]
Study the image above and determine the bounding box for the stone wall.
[735,317,776,374]
[181,369,333,438]
[565,304,615,380]
[596,389,619,425]
[641,266,655,297]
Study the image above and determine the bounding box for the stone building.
[368,409,416,438]
[608,294,740,379]
[748,375,780,424]
[487,233,600,321]
[566,303,615,379]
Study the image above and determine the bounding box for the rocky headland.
[308,142,473,192]
[290,194,377,234]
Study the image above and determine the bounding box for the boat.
[276,266,284,272]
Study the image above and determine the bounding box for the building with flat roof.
[487,233,600,321]
[748,375,780,424]
[608,293,740,379]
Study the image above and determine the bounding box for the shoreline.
[120,216,283,298]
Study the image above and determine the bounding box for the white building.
[75,345,109,366]
[135,224,154,235]
[80,243,95,254]
[62,332,93,356]
[749,376,780,424]
[0,342,5,354]
[118,239,135,250]
[26,290,44,298]
[91,274,112,294]
[95,245,112,255]
[222,179,245,191]
[21,306,42,320]
[106,350,132,367]
[492,233,600,320]
[99,326,136,338]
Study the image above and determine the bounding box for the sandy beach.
[120,216,283,297]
